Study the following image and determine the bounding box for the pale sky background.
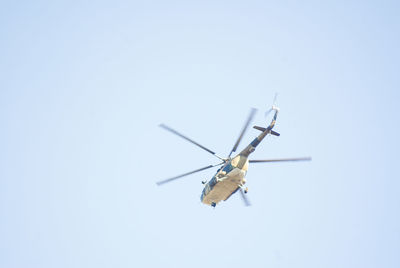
[1,1,399,268]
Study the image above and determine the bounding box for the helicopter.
[156,102,311,207]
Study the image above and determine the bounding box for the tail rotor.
[264,93,279,118]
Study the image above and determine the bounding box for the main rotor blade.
[239,188,251,206]
[160,124,224,161]
[249,157,312,163]
[156,162,224,186]
[228,108,257,158]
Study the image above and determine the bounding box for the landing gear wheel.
[244,187,248,194]
[211,202,216,207]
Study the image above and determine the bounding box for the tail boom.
[239,106,279,157]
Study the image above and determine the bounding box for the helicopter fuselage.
[201,154,249,206]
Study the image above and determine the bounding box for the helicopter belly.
[201,168,246,206]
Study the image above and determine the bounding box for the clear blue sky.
[1,1,399,267]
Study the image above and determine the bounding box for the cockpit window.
[222,163,234,173]
[209,177,217,187]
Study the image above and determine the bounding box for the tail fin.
[270,130,280,136]
[253,126,267,132]
[255,96,280,136]
[253,126,280,136]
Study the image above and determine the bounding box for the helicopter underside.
[201,167,246,206]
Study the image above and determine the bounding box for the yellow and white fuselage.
[200,155,249,206]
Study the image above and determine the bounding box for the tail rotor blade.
[156,162,224,186]
[264,108,273,118]
[239,188,251,206]
[265,93,278,118]
[249,157,312,163]
[272,92,278,106]
[228,108,257,158]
